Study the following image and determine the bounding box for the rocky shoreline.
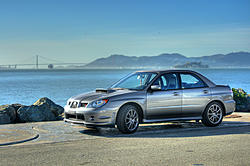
[0,97,64,124]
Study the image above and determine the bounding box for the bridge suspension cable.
[38,55,65,63]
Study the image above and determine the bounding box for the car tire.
[202,101,224,127]
[116,105,139,134]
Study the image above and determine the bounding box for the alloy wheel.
[125,109,139,131]
[207,104,223,124]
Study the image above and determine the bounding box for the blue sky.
[0,0,250,64]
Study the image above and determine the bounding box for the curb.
[0,133,39,146]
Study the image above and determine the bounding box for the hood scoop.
[95,88,115,93]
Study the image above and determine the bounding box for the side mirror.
[151,85,162,91]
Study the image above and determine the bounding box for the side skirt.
[143,116,202,123]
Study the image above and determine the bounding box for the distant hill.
[85,51,250,68]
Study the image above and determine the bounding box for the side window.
[152,73,179,90]
[180,73,206,89]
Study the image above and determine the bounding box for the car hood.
[70,89,144,102]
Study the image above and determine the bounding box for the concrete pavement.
[0,112,250,165]
[0,121,250,165]
[0,112,250,146]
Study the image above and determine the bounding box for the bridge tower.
[36,55,39,69]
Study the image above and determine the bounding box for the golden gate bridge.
[0,55,87,69]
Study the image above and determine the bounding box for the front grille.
[65,113,85,121]
[70,101,79,108]
[77,114,85,120]
[69,101,88,108]
[80,102,88,107]
[65,113,76,119]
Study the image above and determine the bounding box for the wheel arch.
[203,100,226,116]
[115,102,144,124]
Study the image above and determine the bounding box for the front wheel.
[202,102,224,127]
[116,105,139,134]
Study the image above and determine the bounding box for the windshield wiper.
[127,88,140,91]
[110,88,127,90]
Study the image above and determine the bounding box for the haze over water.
[0,68,249,106]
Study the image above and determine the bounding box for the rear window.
[180,73,206,89]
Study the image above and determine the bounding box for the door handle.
[173,92,179,96]
[203,90,209,94]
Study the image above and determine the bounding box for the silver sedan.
[64,70,235,133]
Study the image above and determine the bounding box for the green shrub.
[232,88,249,111]
[232,88,247,104]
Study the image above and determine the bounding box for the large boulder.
[0,105,16,124]
[17,97,64,122]
[33,97,64,118]
[11,103,24,112]
[17,105,56,122]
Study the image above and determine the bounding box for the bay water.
[0,69,249,106]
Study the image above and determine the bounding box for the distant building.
[174,62,209,69]
[48,64,54,69]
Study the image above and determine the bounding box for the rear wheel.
[202,102,223,127]
[116,105,139,134]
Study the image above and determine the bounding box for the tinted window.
[153,73,179,90]
[180,73,206,89]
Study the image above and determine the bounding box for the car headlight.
[90,99,109,108]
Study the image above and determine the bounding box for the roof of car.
[135,69,216,87]
[135,69,196,74]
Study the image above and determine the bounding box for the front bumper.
[64,105,116,127]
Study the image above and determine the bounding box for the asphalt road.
[0,125,250,166]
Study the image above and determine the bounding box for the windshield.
[110,72,157,90]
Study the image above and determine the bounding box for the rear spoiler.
[216,85,230,88]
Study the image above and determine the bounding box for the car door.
[146,73,182,119]
[180,72,211,117]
